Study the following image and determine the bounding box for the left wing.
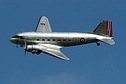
[35,16,52,33]
[36,44,69,60]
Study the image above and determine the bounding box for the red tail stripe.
[110,21,112,37]
[106,20,109,35]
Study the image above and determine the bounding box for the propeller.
[24,37,27,56]
[16,37,22,48]
[16,44,18,48]
[16,37,19,48]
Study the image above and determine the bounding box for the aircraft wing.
[39,44,69,60]
[35,16,52,33]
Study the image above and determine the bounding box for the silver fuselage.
[10,32,102,47]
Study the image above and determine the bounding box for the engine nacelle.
[26,45,41,54]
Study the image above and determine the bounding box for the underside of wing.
[35,16,52,33]
[43,48,69,60]
[40,44,69,60]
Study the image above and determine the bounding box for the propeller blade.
[24,49,26,56]
[24,37,27,56]
[16,44,18,48]
[16,37,20,48]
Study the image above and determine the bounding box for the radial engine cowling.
[26,45,41,53]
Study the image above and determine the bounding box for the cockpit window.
[12,35,19,38]
[12,35,23,39]
[19,36,23,39]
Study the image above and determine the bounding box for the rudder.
[93,20,113,37]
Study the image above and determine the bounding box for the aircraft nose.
[10,38,16,43]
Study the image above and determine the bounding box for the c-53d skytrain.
[10,16,115,60]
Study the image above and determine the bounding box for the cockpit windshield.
[12,35,23,39]
[12,35,18,38]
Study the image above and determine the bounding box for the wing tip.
[59,56,70,60]
[65,57,70,60]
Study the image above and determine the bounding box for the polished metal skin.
[10,16,115,60]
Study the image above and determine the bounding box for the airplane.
[10,16,115,60]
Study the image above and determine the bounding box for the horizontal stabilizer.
[99,38,115,45]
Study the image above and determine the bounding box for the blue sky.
[0,0,126,84]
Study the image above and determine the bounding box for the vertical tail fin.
[93,20,113,37]
[35,16,52,33]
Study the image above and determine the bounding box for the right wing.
[31,44,69,60]
[43,47,69,60]
[35,16,52,33]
